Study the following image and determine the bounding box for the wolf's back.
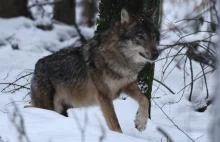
[31,47,88,109]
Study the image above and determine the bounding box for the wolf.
[28,9,160,133]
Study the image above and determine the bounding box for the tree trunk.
[81,0,98,27]
[54,0,75,25]
[0,0,29,18]
[97,0,162,118]
[211,1,220,141]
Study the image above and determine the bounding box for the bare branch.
[152,99,195,142]
[153,78,175,94]
[8,103,31,142]
[200,64,209,99]
[188,59,194,102]
[177,69,214,94]
[157,127,174,142]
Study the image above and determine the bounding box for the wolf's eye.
[137,35,144,40]
[152,33,156,40]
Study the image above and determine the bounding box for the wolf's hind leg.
[97,92,122,133]
[53,96,70,117]
[31,77,55,111]
[123,82,149,131]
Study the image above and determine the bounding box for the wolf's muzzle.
[151,51,159,60]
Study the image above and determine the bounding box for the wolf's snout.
[151,51,159,60]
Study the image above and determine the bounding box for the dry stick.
[157,127,174,142]
[193,65,209,81]
[162,46,185,80]
[179,31,214,40]
[153,39,179,97]
[8,103,31,142]
[22,92,31,100]
[6,83,31,93]
[95,116,106,142]
[153,78,175,94]
[175,57,188,103]
[5,101,29,106]
[175,18,218,26]
[163,55,186,82]
[155,53,186,62]
[3,66,13,80]
[0,110,6,113]
[194,134,204,141]
[1,72,32,92]
[188,59,194,102]
[16,69,33,78]
[153,84,168,95]
[72,110,88,142]
[73,23,87,44]
[200,64,209,99]
[177,69,214,94]
[160,35,217,56]
[152,99,195,142]
[52,19,87,44]
[0,83,30,91]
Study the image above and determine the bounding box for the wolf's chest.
[104,75,137,99]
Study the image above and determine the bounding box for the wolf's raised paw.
[134,111,148,131]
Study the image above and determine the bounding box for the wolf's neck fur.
[83,24,145,80]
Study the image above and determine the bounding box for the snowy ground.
[0,1,217,142]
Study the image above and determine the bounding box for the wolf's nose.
[152,52,159,60]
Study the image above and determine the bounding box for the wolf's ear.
[121,9,130,24]
[146,9,156,21]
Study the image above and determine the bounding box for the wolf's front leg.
[123,82,149,131]
[97,92,122,133]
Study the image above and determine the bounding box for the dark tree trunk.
[97,0,162,118]
[82,0,98,27]
[54,0,75,25]
[211,1,220,141]
[0,0,29,18]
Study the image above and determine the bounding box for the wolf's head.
[119,9,160,64]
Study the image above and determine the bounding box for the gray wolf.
[27,9,160,133]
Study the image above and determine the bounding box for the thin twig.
[73,23,87,44]
[152,99,195,142]
[157,127,174,142]
[153,78,175,94]
[200,64,209,99]
[8,103,31,142]
[0,83,30,91]
[175,57,188,103]
[72,110,88,142]
[177,69,214,94]
[188,59,194,102]
[1,72,32,92]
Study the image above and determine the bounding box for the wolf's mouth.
[139,52,150,60]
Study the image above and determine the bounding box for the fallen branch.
[153,78,175,94]
[153,99,196,142]
[188,59,194,102]
[0,83,30,93]
[200,63,209,99]
[8,103,31,142]
[177,69,214,94]
[157,127,174,142]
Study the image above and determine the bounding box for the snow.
[0,0,217,142]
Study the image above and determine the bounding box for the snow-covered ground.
[0,1,217,142]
